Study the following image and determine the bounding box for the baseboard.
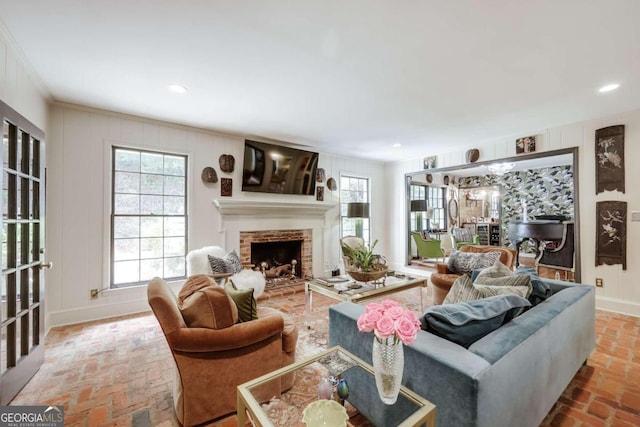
[595,295,640,318]
[47,300,153,329]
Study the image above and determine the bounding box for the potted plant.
[341,239,388,282]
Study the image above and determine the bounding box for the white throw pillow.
[186,246,227,275]
[230,269,266,298]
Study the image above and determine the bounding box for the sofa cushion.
[420,294,531,348]
[514,266,554,306]
[473,259,513,279]
[208,249,243,274]
[447,250,501,274]
[444,275,530,304]
[177,275,238,329]
[224,281,258,322]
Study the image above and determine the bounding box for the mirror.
[405,148,581,282]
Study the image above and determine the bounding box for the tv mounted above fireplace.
[242,139,319,195]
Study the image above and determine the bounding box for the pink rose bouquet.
[357,299,421,345]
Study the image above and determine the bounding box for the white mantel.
[213,199,338,277]
[213,199,337,218]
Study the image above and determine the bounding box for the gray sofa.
[329,279,595,427]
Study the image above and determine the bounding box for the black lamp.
[410,199,429,231]
[347,202,370,237]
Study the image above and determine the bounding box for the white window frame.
[339,173,371,246]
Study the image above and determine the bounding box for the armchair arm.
[472,235,480,244]
[167,314,284,353]
[436,263,450,274]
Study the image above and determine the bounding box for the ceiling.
[1,1,639,162]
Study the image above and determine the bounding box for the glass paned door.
[0,101,46,404]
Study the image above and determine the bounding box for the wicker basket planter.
[346,268,388,283]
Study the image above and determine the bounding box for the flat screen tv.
[242,139,319,195]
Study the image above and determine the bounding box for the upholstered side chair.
[450,227,479,249]
[411,231,445,262]
[147,277,297,426]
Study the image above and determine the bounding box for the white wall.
[387,108,640,317]
[0,25,48,138]
[45,103,386,327]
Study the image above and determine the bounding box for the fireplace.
[239,229,312,288]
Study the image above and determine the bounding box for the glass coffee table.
[237,346,436,427]
[304,275,428,327]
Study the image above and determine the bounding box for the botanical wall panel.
[459,165,574,247]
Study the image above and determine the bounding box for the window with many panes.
[410,184,446,231]
[111,147,187,288]
[340,175,370,246]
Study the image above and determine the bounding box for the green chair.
[411,232,445,262]
[450,227,479,249]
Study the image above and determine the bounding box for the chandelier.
[487,162,515,176]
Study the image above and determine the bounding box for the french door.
[0,100,47,404]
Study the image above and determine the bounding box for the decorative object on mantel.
[326,177,337,191]
[357,299,420,405]
[200,167,218,183]
[316,186,324,201]
[218,154,235,173]
[316,168,325,182]
[220,178,232,197]
[595,125,625,194]
[516,136,536,154]
[596,201,627,270]
[423,155,437,169]
[465,148,480,163]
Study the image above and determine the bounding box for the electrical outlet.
[595,278,603,288]
[90,289,99,299]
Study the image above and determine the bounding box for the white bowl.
[302,399,348,427]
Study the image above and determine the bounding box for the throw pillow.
[208,250,244,275]
[447,250,502,274]
[230,269,266,298]
[420,294,531,347]
[474,259,513,279]
[177,274,238,329]
[443,275,530,304]
[514,266,553,306]
[224,281,258,322]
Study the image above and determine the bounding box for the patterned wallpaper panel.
[458,165,574,247]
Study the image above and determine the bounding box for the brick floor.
[9,285,640,426]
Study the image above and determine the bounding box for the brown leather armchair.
[430,245,517,305]
[147,277,297,426]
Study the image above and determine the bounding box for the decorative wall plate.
[201,167,218,183]
[465,149,480,163]
[327,177,337,191]
[219,154,235,173]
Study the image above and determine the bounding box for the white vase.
[372,337,404,405]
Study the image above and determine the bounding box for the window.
[340,175,370,246]
[410,184,446,231]
[111,147,187,288]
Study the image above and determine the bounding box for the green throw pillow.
[224,281,257,323]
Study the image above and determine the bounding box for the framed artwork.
[316,168,325,182]
[516,136,536,154]
[596,201,626,270]
[221,178,233,197]
[423,156,437,169]
[595,125,625,194]
[316,186,324,201]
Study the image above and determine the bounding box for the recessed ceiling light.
[392,143,402,148]
[599,83,620,93]
[168,84,187,94]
